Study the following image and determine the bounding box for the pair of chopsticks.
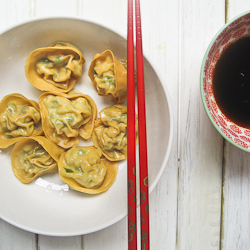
[127,0,150,249]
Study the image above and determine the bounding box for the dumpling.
[11,136,65,183]
[25,42,85,93]
[92,104,131,161]
[88,49,127,103]
[58,146,118,194]
[39,91,97,148]
[0,94,43,148]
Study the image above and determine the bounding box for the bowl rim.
[200,9,250,153]
[0,16,174,235]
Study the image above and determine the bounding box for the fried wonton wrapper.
[11,136,65,183]
[93,104,134,161]
[25,42,85,93]
[88,49,127,103]
[0,94,43,148]
[58,146,118,194]
[39,91,97,148]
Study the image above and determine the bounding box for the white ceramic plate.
[0,17,173,236]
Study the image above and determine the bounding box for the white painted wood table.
[1,0,250,249]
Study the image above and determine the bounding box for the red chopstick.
[127,0,137,249]
[127,0,150,249]
[135,1,150,249]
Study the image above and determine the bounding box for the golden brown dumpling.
[58,146,118,194]
[39,91,97,148]
[88,49,127,103]
[25,42,85,93]
[11,136,65,183]
[92,104,130,161]
[0,94,43,148]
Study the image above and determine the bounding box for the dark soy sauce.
[213,35,250,128]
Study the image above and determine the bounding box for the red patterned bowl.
[201,10,250,152]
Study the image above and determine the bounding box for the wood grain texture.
[34,0,78,17]
[177,0,224,249]
[0,220,36,250]
[140,0,179,249]
[226,0,250,22]
[80,0,127,34]
[38,235,82,250]
[221,143,250,250]
[0,0,31,31]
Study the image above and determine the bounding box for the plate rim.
[0,16,174,236]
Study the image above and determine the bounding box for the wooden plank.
[34,0,78,17]
[139,0,179,249]
[80,0,127,34]
[226,0,250,22]
[83,219,128,250]
[222,144,250,250]
[177,0,225,249]
[221,2,250,250]
[0,0,31,31]
[38,235,82,250]
[0,220,37,250]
